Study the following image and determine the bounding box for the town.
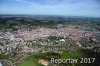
[0,16,100,66]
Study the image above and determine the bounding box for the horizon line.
[0,14,100,18]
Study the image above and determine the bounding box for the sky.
[0,0,100,17]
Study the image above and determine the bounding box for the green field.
[19,48,86,66]
[19,60,36,66]
[19,54,44,66]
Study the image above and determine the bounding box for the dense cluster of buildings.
[0,26,95,54]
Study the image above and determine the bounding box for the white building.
[0,62,2,66]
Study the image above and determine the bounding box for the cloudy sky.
[0,0,100,17]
